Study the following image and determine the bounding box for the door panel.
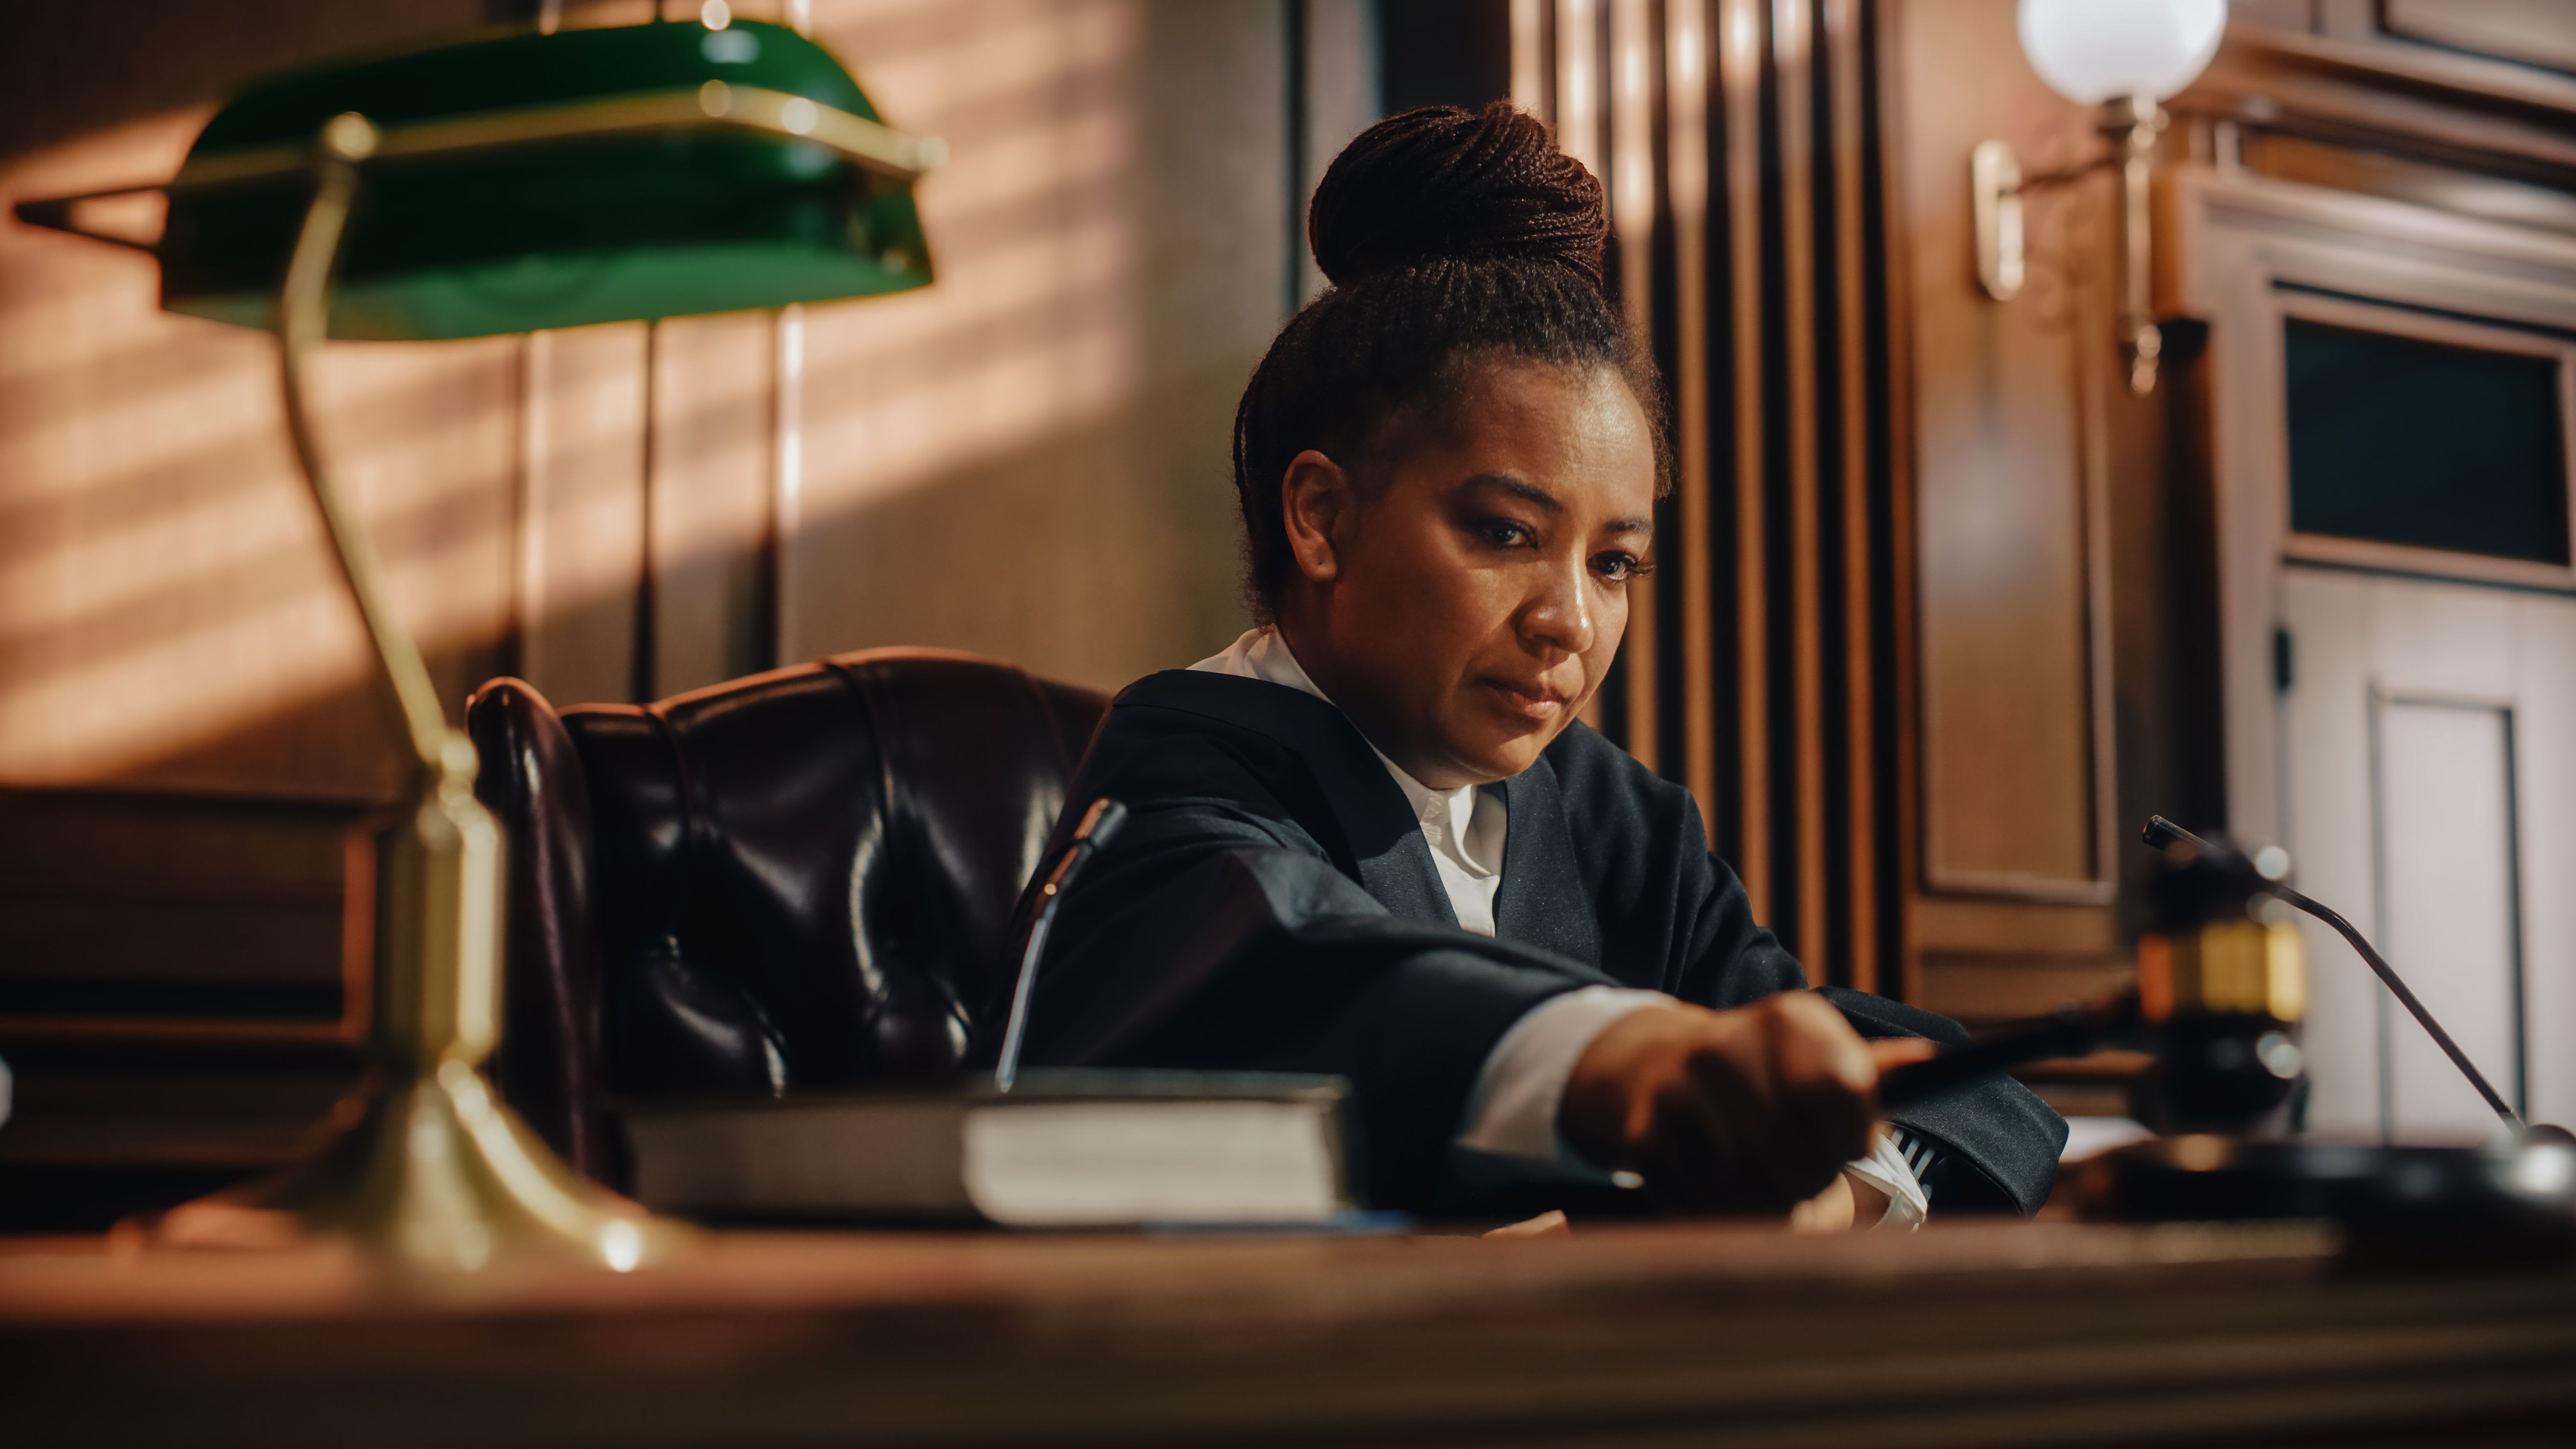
[2514,599,2576,1131]
[2377,699,2521,1140]
[2280,568,2570,1141]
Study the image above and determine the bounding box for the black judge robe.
[998,669,2068,1216]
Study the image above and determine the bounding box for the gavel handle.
[1877,997,2134,1108]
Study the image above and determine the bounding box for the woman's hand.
[1559,992,1936,1214]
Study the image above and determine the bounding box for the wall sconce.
[1973,0,2226,394]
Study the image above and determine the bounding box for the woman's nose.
[1518,555,1598,658]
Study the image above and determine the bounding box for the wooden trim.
[2214,18,2576,126]
[2237,129,2576,236]
[2078,125,2122,903]
[336,816,376,1046]
[2183,40,2576,195]
[1919,866,2120,907]
[1825,0,1873,993]
[1720,0,1770,920]
[0,1017,354,1049]
[2275,289,2576,588]
[1914,894,2122,956]
[1668,0,1719,836]
[1917,959,2136,1023]
[2185,172,2576,283]
[2285,535,2576,592]
[2279,287,2576,356]
[2381,0,2576,84]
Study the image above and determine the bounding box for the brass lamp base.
[144,113,691,1273]
[155,749,685,1273]
[158,1062,683,1272]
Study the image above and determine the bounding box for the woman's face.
[1277,358,1657,790]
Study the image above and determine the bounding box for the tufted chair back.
[464,649,1108,1183]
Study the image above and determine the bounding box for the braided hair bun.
[1231,104,1663,619]
[1308,103,1607,288]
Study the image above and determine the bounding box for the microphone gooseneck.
[2142,816,2524,1133]
[993,797,1129,1093]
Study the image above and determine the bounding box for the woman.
[1001,104,2064,1223]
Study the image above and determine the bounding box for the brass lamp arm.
[276,114,456,775]
[1971,93,2170,395]
[2010,151,2119,196]
[152,110,686,1269]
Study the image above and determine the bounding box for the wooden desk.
[4,1221,2572,1447]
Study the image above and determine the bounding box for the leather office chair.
[464,649,1109,1184]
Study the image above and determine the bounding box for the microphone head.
[1075,797,1129,848]
[2140,815,2190,851]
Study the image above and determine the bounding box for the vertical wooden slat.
[1667,0,1719,837]
[1872,0,1924,1004]
[1824,0,1876,992]
[1519,0,1916,959]
[1562,0,1605,734]
[1774,0,1827,970]
[1612,0,1660,775]
[1718,0,1770,921]
[1512,0,1550,120]
[1557,0,1602,174]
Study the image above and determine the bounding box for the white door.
[2278,568,2576,1142]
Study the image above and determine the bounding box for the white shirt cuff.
[1841,1129,1931,1231]
[1455,985,1667,1171]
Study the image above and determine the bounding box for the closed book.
[622,1071,1355,1227]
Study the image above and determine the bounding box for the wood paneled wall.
[1511,0,2195,1019]
[0,0,1312,798]
[0,0,1332,1222]
[1880,0,2134,1021]
[1518,0,1912,994]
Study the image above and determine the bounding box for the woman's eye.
[1592,551,1652,582]
[1476,519,1533,547]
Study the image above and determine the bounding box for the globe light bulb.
[2017,0,2227,105]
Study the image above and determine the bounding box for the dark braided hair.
[1231,101,1667,620]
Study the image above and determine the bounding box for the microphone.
[2141,815,2525,1134]
[993,796,1128,1093]
[1884,818,2576,1250]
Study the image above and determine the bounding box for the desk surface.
[4,1220,2572,1447]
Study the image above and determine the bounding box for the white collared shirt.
[1189,626,1927,1228]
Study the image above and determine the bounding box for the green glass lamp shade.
[157,20,935,340]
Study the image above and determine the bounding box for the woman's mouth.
[1478,677,1569,720]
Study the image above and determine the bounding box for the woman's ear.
[1279,449,1351,585]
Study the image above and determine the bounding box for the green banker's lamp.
[18,17,940,1271]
